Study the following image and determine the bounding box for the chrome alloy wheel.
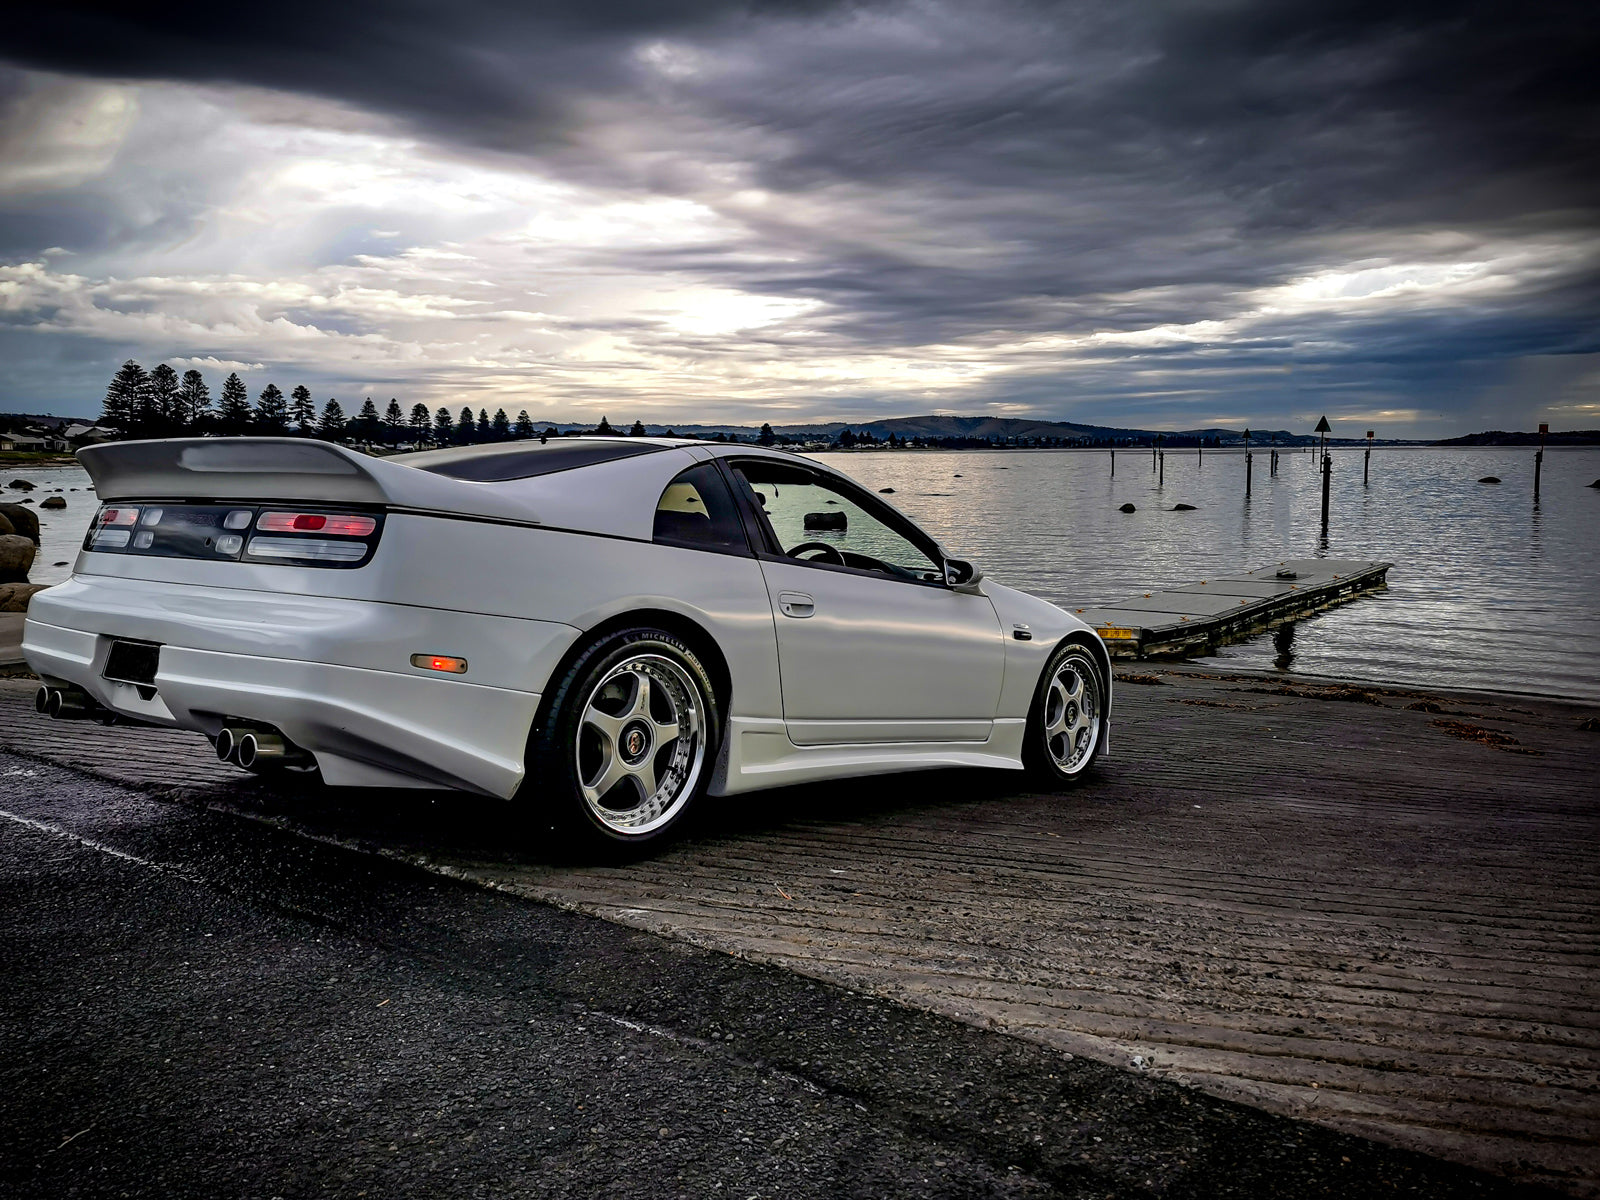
[1043,656,1100,774]
[575,653,706,835]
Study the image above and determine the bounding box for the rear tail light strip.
[85,504,383,568]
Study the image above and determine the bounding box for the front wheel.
[524,627,720,854]
[1023,641,1106,785]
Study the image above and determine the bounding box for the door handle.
[778,591,815,618]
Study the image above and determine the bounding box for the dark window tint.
[653,463,748,553]
[395,439,666,482]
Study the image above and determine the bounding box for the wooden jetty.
[1072,557,1391,658]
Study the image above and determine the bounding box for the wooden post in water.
[1159,448,1165,485]
[1110,447,1115,477]
[1315,415,1332,530]
[1536,422,1546,501]
[1364,429,1374,486]
[1244,428,1252,498]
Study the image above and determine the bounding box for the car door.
[725,457,1005,745]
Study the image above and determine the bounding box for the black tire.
[522,627,721,855]
[1022,640,1107,786]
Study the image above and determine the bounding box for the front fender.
[986,581,1113,746]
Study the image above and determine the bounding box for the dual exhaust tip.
[214,724,312,772]
[35,685,105,722]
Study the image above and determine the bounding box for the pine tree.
[758,422,775,446]
[457,406,474,444]
[145,364,182,434]
[629,420,647,437]
[217,373,252,435]
[318,399,346,440]
[353,398,382,443]
[434,407,454,442]
[290,385,315,434]
[477,409,490,440]
[101,360,147,432]
[180,370,211,430]
[491,409,510,440]
[409,403,431,442]
[383,398,404,442]
[255,384,288,433]
[514,410,534,439]
[596,415,614,435]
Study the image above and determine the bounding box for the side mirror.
[944,557,984,592]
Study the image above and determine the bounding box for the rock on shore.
[40,496,66,509]
[0,503,40,544]
[0,533,38,584]
[0,581,48,612]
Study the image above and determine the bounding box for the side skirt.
[711,716,1027,797]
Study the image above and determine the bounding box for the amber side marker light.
[411,654,468,674]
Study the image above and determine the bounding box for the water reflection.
[1273,623,1296,671]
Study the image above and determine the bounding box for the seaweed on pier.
[1431,718,1541,754]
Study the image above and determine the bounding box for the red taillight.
[99,507,139,526]
[257,511,377,536]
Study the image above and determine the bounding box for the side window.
[731,462,944,583]
[652,462,749,554]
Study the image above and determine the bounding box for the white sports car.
[25,437,1111,850]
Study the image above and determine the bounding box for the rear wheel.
[1023,641,1106,785]
[524,627,719,854]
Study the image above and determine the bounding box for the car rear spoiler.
[77,437,536,521]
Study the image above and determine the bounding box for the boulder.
[1118,503,1137,513]
[1588,479,1600,488]
[0,582,48,612]
[0,533,37,583]
[1478,476,1501,484]
[878,487,896,494]
[40,495,66,509]
[7,479,35,490]
[0,513,11,536]
[0,499,43,540]
[803,510,848,532]
[1172,503,1197,511]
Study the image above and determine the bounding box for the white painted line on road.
[591,1010,829,1096]
[0,807,204,885]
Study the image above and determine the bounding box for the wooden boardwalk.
[1074,558,1391,657]
[2,671,1596,1195]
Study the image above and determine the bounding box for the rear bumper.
[22,575,581,798]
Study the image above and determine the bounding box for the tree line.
[99,360,562,446]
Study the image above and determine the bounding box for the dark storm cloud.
[3,0,1597,430]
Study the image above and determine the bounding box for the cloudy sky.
[1,1,1595,435]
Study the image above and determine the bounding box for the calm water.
[809,447,1600,701]
[14,447,1600,699]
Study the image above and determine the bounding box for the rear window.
[392,440,668,482]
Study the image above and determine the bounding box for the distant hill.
[1432,430,1600,447]
[631,415,1323,446]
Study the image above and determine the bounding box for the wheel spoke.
[582,707,626,742]
[632,756,659,802]
[625,672,653,721]
[582,747,630,803]
[653,719,681,746]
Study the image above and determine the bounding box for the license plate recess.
[103,639,162,696]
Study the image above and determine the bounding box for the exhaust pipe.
[37,685,103,721]
[215,723,312,772]
[235,730,312,771]
[214,725,246,764]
